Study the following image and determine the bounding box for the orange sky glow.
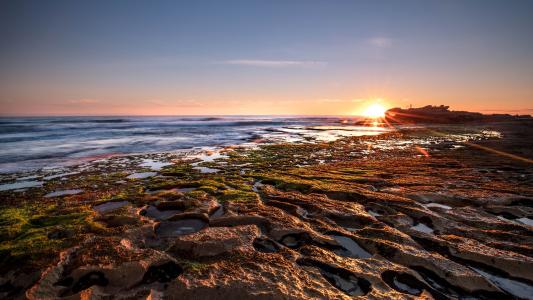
[1,1,532,116]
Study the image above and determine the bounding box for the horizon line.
[0,114,369,118]
[1,111,532,118]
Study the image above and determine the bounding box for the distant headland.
[382,105,531,124]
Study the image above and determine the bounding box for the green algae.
[0,204,99,268]
[197,185,218,194]
[179,260,210,273]
[160,163,196,178]
[218,189,258,204]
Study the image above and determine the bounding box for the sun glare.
[363,103,386,119]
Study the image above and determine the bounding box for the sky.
[1,0,532,116]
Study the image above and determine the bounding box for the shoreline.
[1,121,532,299]
[0,116,392,175]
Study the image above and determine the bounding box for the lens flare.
[363,104,386,119]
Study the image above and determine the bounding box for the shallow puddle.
[253,237,280,253]
[210,206,224,218]
[0,180,43,191]
[496,214,533,227]
[252,181,264,192]
[331,235,372,259]
[193,166,220,174]
[189,150,227,173]
[43,171,79,181]
[127,172,157,179]
[280,232,310,248]
[367,210,382,217]
[516,217,533,226]
[156,219,207,237]
[147,187,196,195]
[44,189,83,198]
[142,205,181,220]
[139,159,172,171]
[141,262,183,284]
[472,267,533,299]
[296,207,309,218]
[382,271,425,296]
[424,203,452,210]
[191,150,228,163]
[322,271,370,296]
[411,266,457,297]
[93,200,129,214]
[411,223,434,234]
[71,271,108,294]
[298,259,371,296]
[16,175,40,181]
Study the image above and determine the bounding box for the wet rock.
[472,267,533,300]
[140,205,181,221]
[44,189,83,198]
[9,123,533,299]
[93,200,130,214]
[47,228,74,239]
[441,235,533,282]
[411,222,434,234]
[167,212,209,222]
[266,200,306,218]
[210,205,224,218]
[169,225,259,258]
[156,219,208,237]
[140,262,183,284]
[70,271,109,294]
[95,214,140,227]
[297,258,371,296]
[381,270,427,296]
[279,232,311,249]
[27,237,177,299]
[330,235,372,259]
[127,172,157,179]
[0,281,21,299]
[209,215,270,228]
[411,266,514,300]
[253,237,280,253]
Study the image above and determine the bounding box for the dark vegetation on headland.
[0,116,532,299]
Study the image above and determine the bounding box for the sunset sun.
[363,103,386,119]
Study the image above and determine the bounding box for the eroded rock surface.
[1,122,532,299]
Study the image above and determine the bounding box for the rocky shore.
[1,121,532,299]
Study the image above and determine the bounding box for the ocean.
[0,116,388,173]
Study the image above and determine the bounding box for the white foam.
[139,159,172,171]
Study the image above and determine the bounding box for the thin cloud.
[315,98,344,103]
[221,59,326,68]
[314,98,367,103]
[148,99,202,107]
[368,37,393,48]
[68,98,100,104]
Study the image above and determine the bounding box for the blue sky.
[1,0,532,115]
